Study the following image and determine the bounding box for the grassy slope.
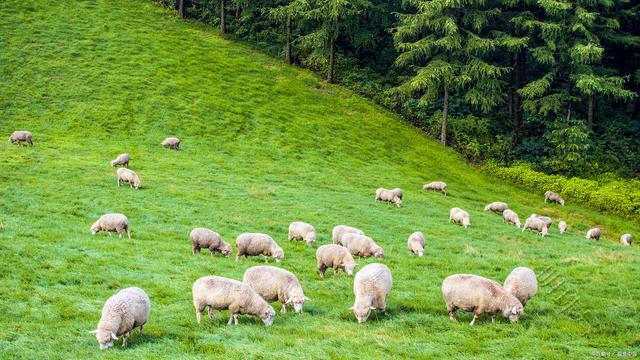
[0,0,638,358]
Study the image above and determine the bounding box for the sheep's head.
[287,295,310,313]
[344,262,358,276]
[133,179,141,189]
[221,243,232,257]
[260,306,276,326]
[273,249,284,262]
[541,226,549,237]
[484,205,490,211]
[372,246,385,259]
[395,198,403,207]
[515,222,521,229]
[504,302,524,323]
[559,199,565,206]
[417,249,424,257]
[352,303,375,323]
[462,217,470,228]
[90,222,100,235]
[92,329,117,350]
[306,231,316,244]
[8,137,13,143]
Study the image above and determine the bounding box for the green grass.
[1,1,639,358]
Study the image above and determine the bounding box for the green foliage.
[542,119,593,175]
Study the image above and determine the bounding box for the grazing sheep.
[544,191,565,206]
[332,225,364,245]
[620,234,632,246]
[352,263,392,323]
[91,287,150,350]
[423,181,447,195]
[288,221,316,245]
[316,244,358,277]
[8,131,33,146]
[161,137,180,150]
[442,274,524,326]
[243,266,309,314]
[484,202,508,213]
[340,233,384,259]
[375,188,403,207]
[391,188,403,200]
[190,228,232,257]
[236,233,284,263]
[558,221,568,234]
[407,231,425,257]
[522,217,548,237]
[503,267,537,307]
[110,153,129,167]
[192,276,275,326]
[586,228,601,240]
[449,208,470,228]
[502,209,521,229]
[91,213,131,239]
[116,168,141,189]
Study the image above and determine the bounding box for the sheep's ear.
[111,332,118,340]
[511,306,517,315]
[348,306,354,310]
[89,330,98,334]
[304,296,311,301]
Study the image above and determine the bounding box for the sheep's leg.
[318,265,327,278]
[139,325,144,334]
[447,305,457,322]
[280,303,287,314]
[469,314,479,326]
[333,265,340,275]
[192,245,197,255]
[207,306,216,320]
[195,303,206,323]
[264,255,269,263]
[491,316,496,324]
[121,332,129,347]
[234,314,238,325]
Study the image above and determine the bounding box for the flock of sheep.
[7,131,635,350]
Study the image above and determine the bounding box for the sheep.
[503,267,537,307]
[161,137,180,150]
[288,221,316,245]
[423,181,447,195]
[332,225,364,245]
[620,234,632,246]
[407,231,425,257]
[375,188,403,207]
[527,214,552,228]
[340,233,384,259]
[522,217,548,237]
[586,227,601,240]
[235,233,284,263]
[91,287,150,350]
[442,274,524,326]
[351,263,392,323]
[484,201,508,213]
[91,213,131,239]
[502,209,521,228]
[116,168,141,189]
[192,276,275,326]
[558,221,568,234]
[243,266,310,314]
[315,244,358,277]
[8,131,33,146]
[391,188,403,200]
[190,228,232,257]
[110,153,129,167]
[449,208,470,228]
[544,191,565,206]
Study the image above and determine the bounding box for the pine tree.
[268,0,310,64]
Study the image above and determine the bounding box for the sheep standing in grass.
[352,263,392,323]
[544,191,565,206]
[522,217,548,237]
[586,228,601,240]
[110,153,129,167]
[332,225,364,245]
[288,221,316,245]
[484,202,508,213]
[558,221,568,234]
[503,267,537,307]
[316,244,358,277]
[620,234,632,246]
[407,231,425,257]
[236,233,284,262]
[375,188,403,207]
[449,208,470,228]
[117,168,141,189]
[340,233,384,258]
[502,210,521,228]
[92,287,150,350]
[161,137,180,150]
[8,131,33,146]
[91,213,131,239]
[192,276,275,326]
[243,266,309,314]
[190,228,232,257]
[423,181,447,195]
[442,274,524,326]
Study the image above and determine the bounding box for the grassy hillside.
[1,0,638,358]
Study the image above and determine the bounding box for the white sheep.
[423,181,447,195]
[161,137,180,150]
[316,244,358,277]
[332,225,364,245]
[375,187,403,207]
[484,201,508,212]
[449,208,470,228]
[288,221,316,244]
[503,267,537,306]
[8,131,33,146]
[586,227,601,240]
[544,191,565,206]
[190,228,232,257]
[620,234,632,246]
[116,168,141,189]
[235,233,284,262]
[522,217,548,237]
[558,221,568,234]
[352,263,392,323]
[340,233,384,258]
[91,287,150,349]
[407,231,425,257]
[91,213,131,239]
[502,209,521,228]
[110,153,129,167]
[243,266,309,314]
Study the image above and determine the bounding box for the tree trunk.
[508,53,514,119]
[286,16,292,64]
[513,47,525,146]
[220,0,226,33]
[441,85,449,145]
[327,37,336,83]
[566,82,572,122]
[178,0,185,18]
[235,4,241,18]
[587,94,594,130]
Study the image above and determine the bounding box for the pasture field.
[0,0,638,358]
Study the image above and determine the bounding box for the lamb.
[243,266,309,314]
[484,201,508,213]
[620,234,632,246]
[351,263,392,323]
[190,228,232,257]
[375,188,403,207]
[544,191,565,206]
[235,233,284,262]
[586,227,601,240]
[407,231,425,257]
[110,153,129,167]
[442,274,524,326]
[91,287,150,349]
[558,221,568,234]
[503,267,537,307]
[502,209,521,228]
[449,208,470,228]
[315,244,358,277]
[8,130,33,146]
[423,181,447,195]
[332,225,364,245]
[288,221,316,244]
[522,216,548,237]
[192,276,275,326]
[340,233,384,259]
[116,168,141,189]
[91,213,131,239]
[161,137,180,150]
